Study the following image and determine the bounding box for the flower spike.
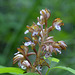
[13,8,67,75]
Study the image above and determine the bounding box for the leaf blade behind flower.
[50,66,75,74]
[23,72,39,75]
[46,66,75,75]
[0,67,25,74]
[0,67,40,75]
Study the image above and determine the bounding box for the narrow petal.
[24,37,31,41]
[20,45,28,55]
[13,54,24,64]
[17,48,24,55]
[58,41,67,50]
[55,48,61,54]
[46,36,53,40]
[59,41,67,47]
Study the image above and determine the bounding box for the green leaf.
[0,67,25,74]
[47,57,59,67]
[51,57,60,63]
[0,65,5,68]
[47,57,60,64]
[47,66,75,75]
[23,72,39,75]
[0,67,40,75]
[47,57,52,62]
[46,57,60,75]
[46,58,75,75]
[44,56,46,60]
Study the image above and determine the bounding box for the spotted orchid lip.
[14,54,24,58]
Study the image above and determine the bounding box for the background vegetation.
[0,0,75,75]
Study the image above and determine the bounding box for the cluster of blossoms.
[13,8,67,75]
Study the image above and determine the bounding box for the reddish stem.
[26,56,32,66]
[33,48,37,54]
[27,52,36,56]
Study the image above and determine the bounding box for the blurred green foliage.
[0,0,75,75]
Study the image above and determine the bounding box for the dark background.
[0,0,75,75]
